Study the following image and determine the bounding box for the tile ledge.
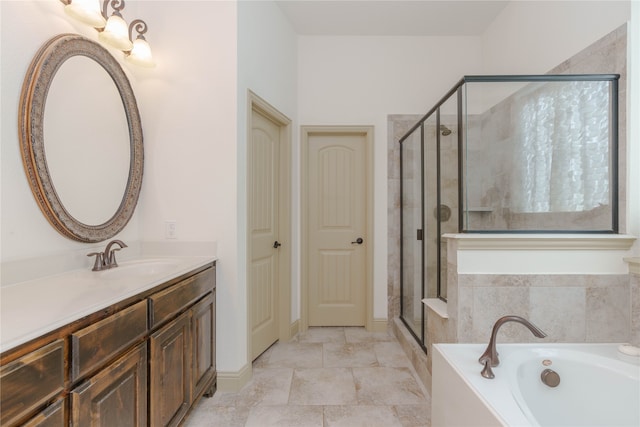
[422,298,448,319]
[442,233,636,251]
[624,257,640,275]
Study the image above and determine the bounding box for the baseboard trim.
[217,363,252,392]
[289,319,300,339]
[369,318,389,333]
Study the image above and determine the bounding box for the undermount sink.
[97,259,182,280]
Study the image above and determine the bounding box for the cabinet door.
[150,311,192,427]
[192,291,216,399]
[71,343,147,427]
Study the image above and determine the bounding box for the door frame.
[300,125,374,332]
[246,90,292,361]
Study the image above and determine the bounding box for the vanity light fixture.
[98,1,133,51]
[59,0,154,67]
[62,0,106,28]
[126,19,155,68]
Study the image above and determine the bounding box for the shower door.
[400,124,424,343]
[400,91,460,351]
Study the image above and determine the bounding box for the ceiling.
[275,0,510,36]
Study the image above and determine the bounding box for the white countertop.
[0,254,216,353]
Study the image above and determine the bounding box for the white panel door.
[250,108,280,359]
[307,132,367,326]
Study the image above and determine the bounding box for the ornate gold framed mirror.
[19,34,143,243]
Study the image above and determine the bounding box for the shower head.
[440,125,452,136]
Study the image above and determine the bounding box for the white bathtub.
[432,343,640,427]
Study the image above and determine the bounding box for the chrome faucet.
[87,240,128,271]
[478,315,546,379]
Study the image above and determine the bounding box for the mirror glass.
[44,56,130,225]
[20,34,143,242]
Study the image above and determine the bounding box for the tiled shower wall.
[465,24,628,232]
[387,25,635,375]
[631,260,640,347]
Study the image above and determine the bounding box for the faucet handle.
[108,248,122,268]
[480,358,495,379]
[87,252,105,271]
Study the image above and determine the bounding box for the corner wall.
[231,0,298,381]
[133,1,240,377]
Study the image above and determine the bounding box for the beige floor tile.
[374,341,411,367]
[263,342,324,368]
[297,326,346,343]
[233,368,293,406]
[207,390,240,407]
[394,404,431,427]
[245,405,324,427]
[289,368,357,405]
[185,328,432,426]
[324,405,404,427]
[183,404,251,427]
[252,342,277,368]
[323,342,378,368]
[353,367,427,405]
[344,327,396,343]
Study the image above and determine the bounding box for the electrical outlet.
[165,221,177,239]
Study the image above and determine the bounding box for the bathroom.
[1,1,639,426]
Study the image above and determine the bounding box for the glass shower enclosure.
[399,74,619,351]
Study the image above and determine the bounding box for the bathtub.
[432,343,640,427]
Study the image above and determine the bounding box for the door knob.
[351,238,364,245]
[273,241,282,249]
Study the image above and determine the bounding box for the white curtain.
[511,81,611,213]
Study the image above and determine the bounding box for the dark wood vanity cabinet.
[149,271,217,427]
[0,262,216,427]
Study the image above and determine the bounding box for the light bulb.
[99,13,133,51]
[126,37,155,68]
[64,0,106,28]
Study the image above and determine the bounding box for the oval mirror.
[19,34,143,243]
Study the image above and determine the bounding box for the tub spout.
[478,315,546,379]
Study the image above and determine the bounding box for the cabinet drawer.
[22,397,66,427]
[149,268,214,329]
[0,339,65,427]
[71,300,147,382]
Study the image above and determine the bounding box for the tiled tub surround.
[629,258,640,347]
[387,25,634,387]
[446,273,631,344]
[422,234,637,377]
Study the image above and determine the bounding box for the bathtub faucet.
[478,315,546,379]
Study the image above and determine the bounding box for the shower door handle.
[351,238,364,245]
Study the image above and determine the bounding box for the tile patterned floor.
[185,327,431,426]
